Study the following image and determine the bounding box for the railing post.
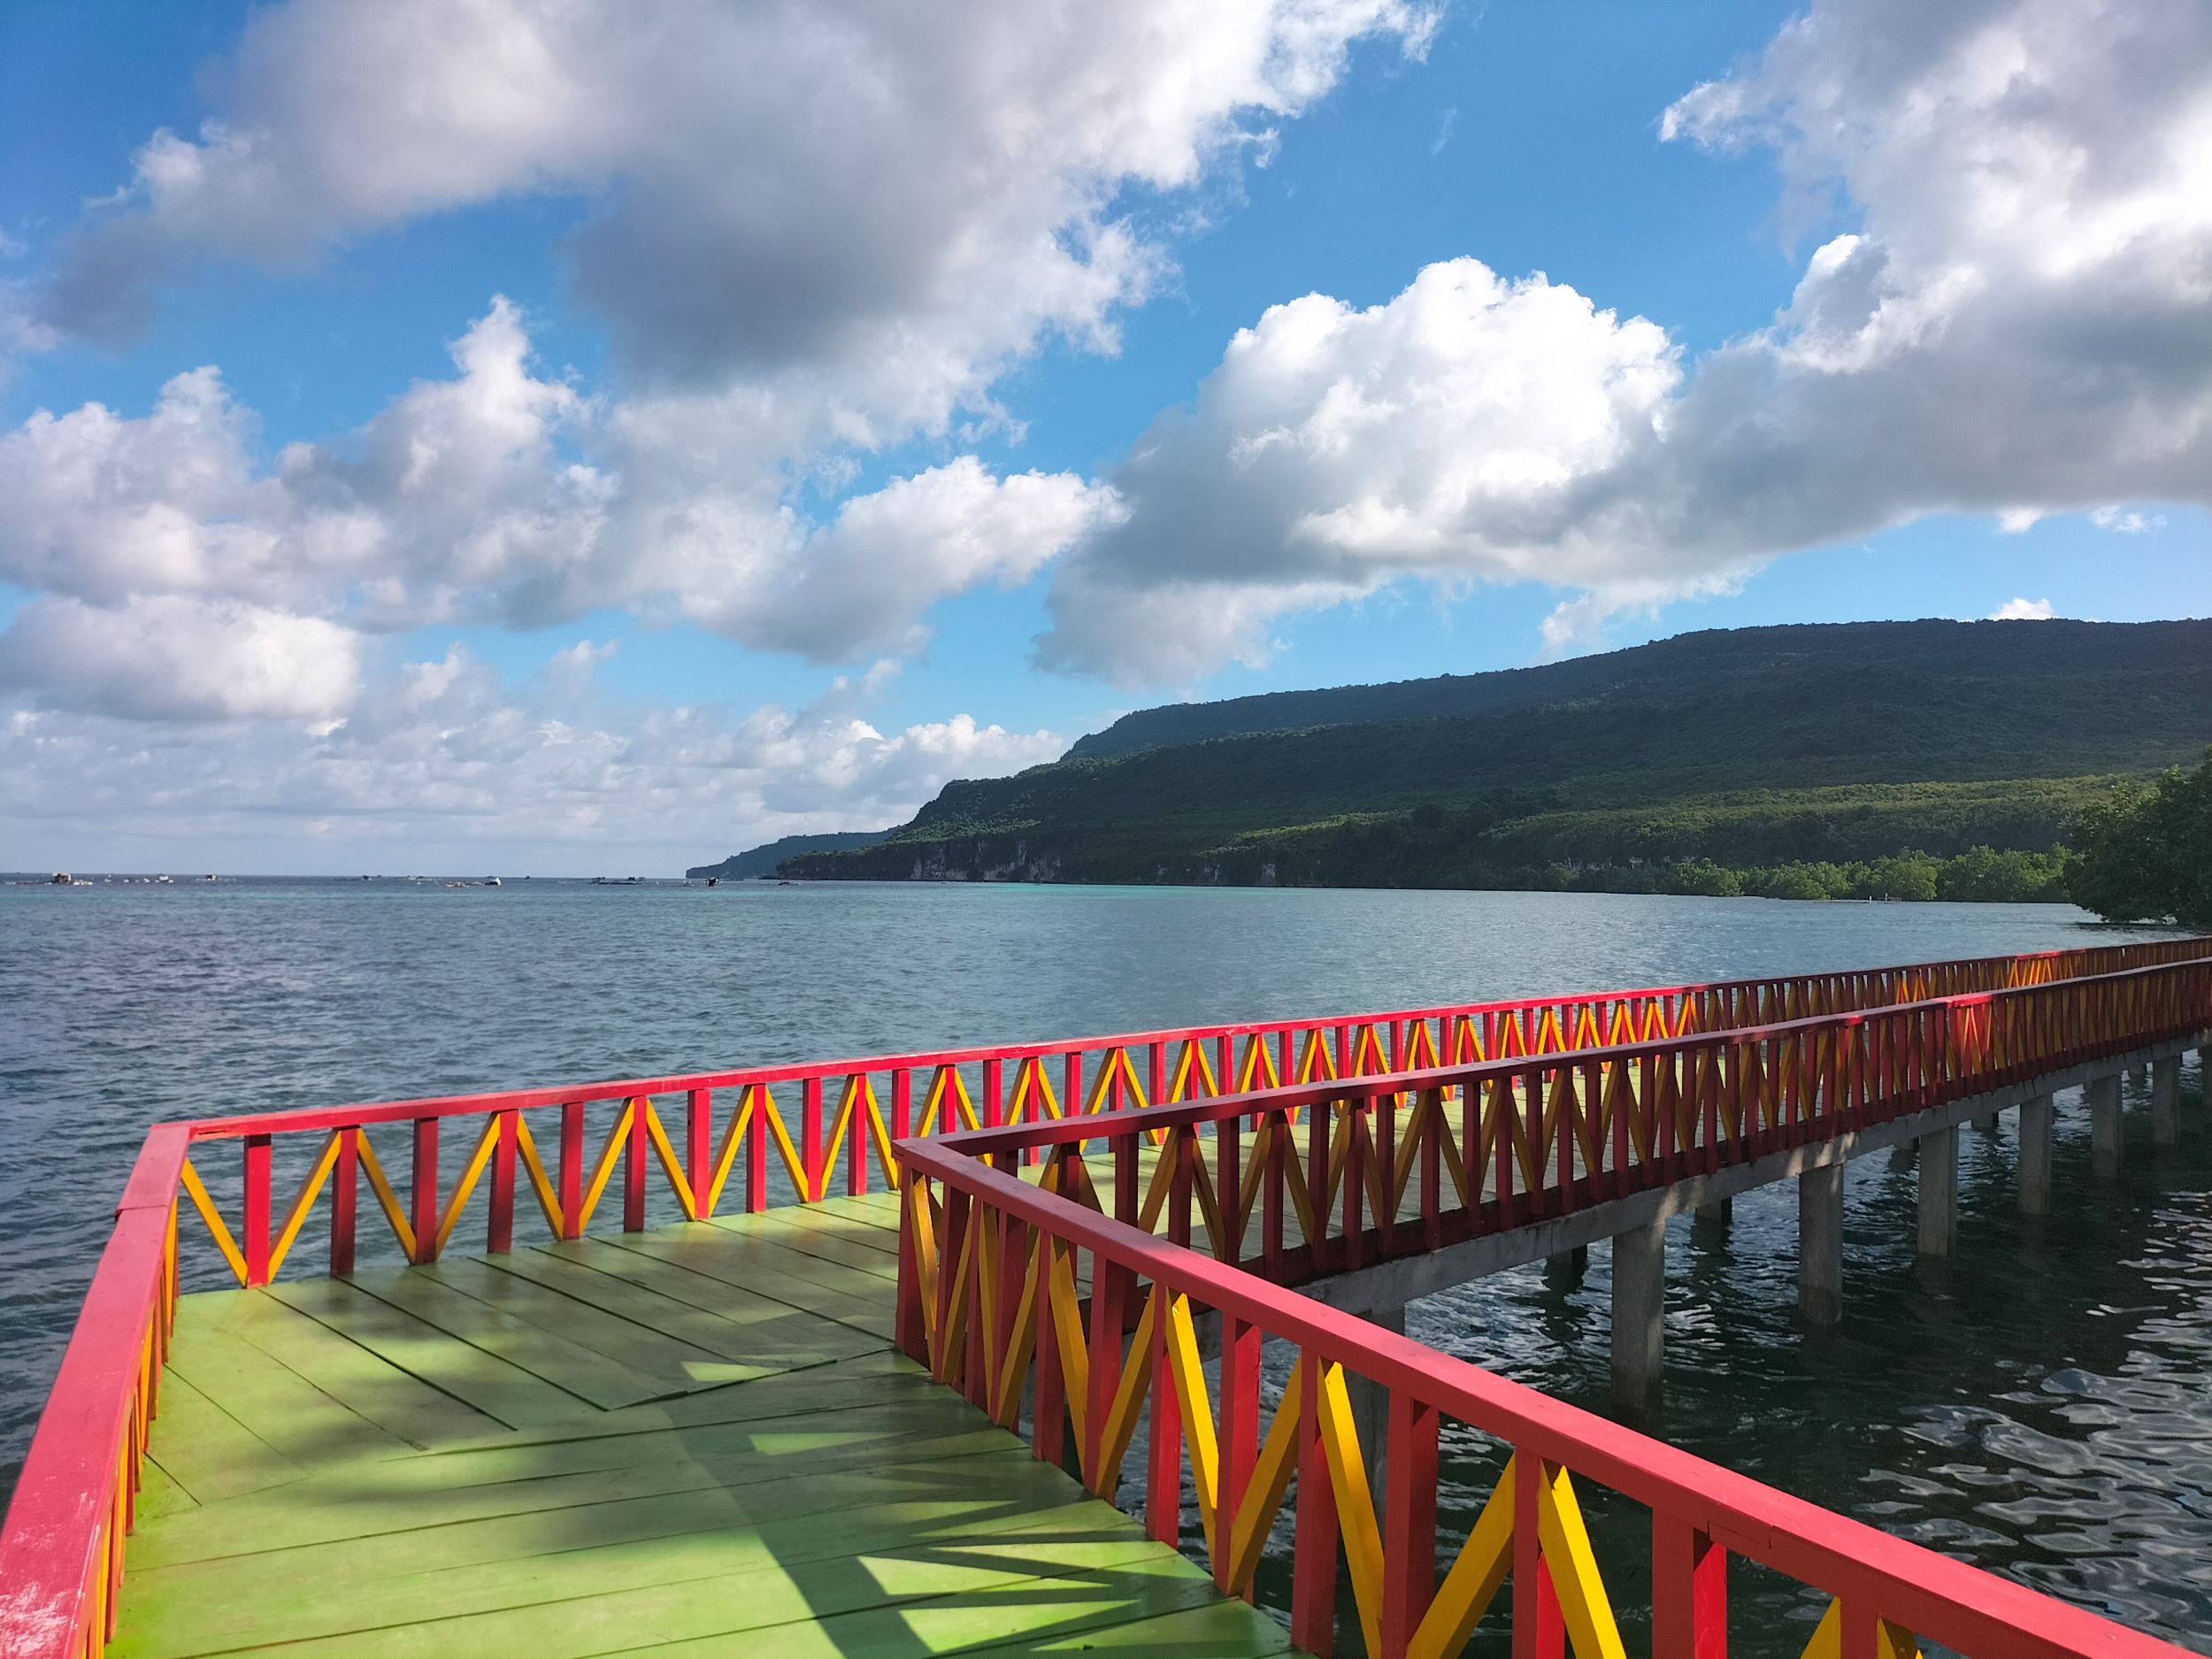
[895,1172,927,1363]
[1381,1390,1438,1659]
[1292,1351,1340,1656]
[488,1110,517,1253]
[330,1127,358,1276]
[623,1097,648,1231]
[1652,1515,1727,1659]
[1085,1253,1128,1494]
[801,1075,824,1203]
[1033,1232,1067,1469]
[411,1117,439,1263]
[849,1077,870,1195]
[558,1102,584,1240]
[1146,1287,1182,1545]
[242,1134,272,1287]
[746,1086,767,1211]
[1216,1314,1260,1594]
[982,1057,1002,1129]
[687,1087,711,1215]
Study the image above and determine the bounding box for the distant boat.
[705,877,719,887]
[50,872,71,885]
[484,877,503,887]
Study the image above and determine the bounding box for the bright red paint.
[3,937,2208,1659]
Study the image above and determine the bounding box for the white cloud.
[0,300,1118,663]
[2088,505,2165,534]
[0,648,1061,872]
[1037,0,2212,682]
[1036,257,1686,682]
[0,595,363,722]
[39,0,1433,427]
[1987,596,2055,620]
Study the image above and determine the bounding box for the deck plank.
[121,1197,1294,1659]
[196,1286,505,1448]
[267,1278,602,1429]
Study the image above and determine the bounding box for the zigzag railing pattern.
[160,933,2212,1288]
[895,956,2212,1657]
[4,937,2209,1659]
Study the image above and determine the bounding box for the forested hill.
[687,829,889,879]
[1068,618,2212,759]
[779,618,2212,892]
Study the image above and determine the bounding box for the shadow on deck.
[118,1194,1292,1659]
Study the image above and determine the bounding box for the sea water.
[1,878,2203,1650]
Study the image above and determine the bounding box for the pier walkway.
[5,938,2211,1659]
[106,1195,1286,1659]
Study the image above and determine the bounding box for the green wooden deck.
[117,1194,1294,1659]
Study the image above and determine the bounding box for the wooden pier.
[112,1194,1287,1658]
[7,938,2212,1658]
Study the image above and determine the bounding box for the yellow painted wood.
[1534,1459,1627,1659]
[1225,1363,1301,1595]
[1091,1284,1159,1497]
[1408,1455,1515,1659]
[175,1161,246,1286]
[510,1115,565,1235]
[1316,1358,1386,1658]
[354,1133,418,1259]
[432,1114,503,1258]
[1163,1291,1220,1558]
[265,1133,341,1279]
[1800,1600,1924,1659]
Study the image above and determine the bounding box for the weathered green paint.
[118,1194,1296,1659]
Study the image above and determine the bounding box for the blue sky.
[2,1,2208,872]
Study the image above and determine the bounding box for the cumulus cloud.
[39,0,1432,419]
[1037,0,2212,680]
[3,1,1440,863]
[0,643,1061,869]
[0,595,363,722]
[1987,596,2055,620]
[0,299,1116,660]
[1037,257,1686,682]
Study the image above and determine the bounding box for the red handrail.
[894,957,2212,1656]
[3,936,2206,1658]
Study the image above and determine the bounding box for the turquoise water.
[1,878,2205,1650]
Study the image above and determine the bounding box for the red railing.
[3,935,2208,1659]
[894,957,2212,1656]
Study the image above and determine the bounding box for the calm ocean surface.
[2,879,2205,1651]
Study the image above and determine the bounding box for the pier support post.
[1916,1126,1957,1256]
[1694,1196,1731,1238]
[1347,1302,1403,1505]
[1611,1218,1666,1413]
[1545,1245,1588,1289]
[2018,1094,2054,1216]
[1971,1109,1999,1133]
[1798,1163,1844,1327]
[2090,1074,2123,1179]
[2153,1056,2180,1149]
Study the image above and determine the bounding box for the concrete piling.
[2018,1094,2054,1216]
[2090,1073,2124,1179]
[1917,1125,1958,1256]
[2153,1056,2179,1148]
[1611,1218,1667,1412]
[1798,1163,1844,1326]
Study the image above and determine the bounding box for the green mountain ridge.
[687,829,891,880]
[775,618,2212,892]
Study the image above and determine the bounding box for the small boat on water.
[484,877,503,887]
